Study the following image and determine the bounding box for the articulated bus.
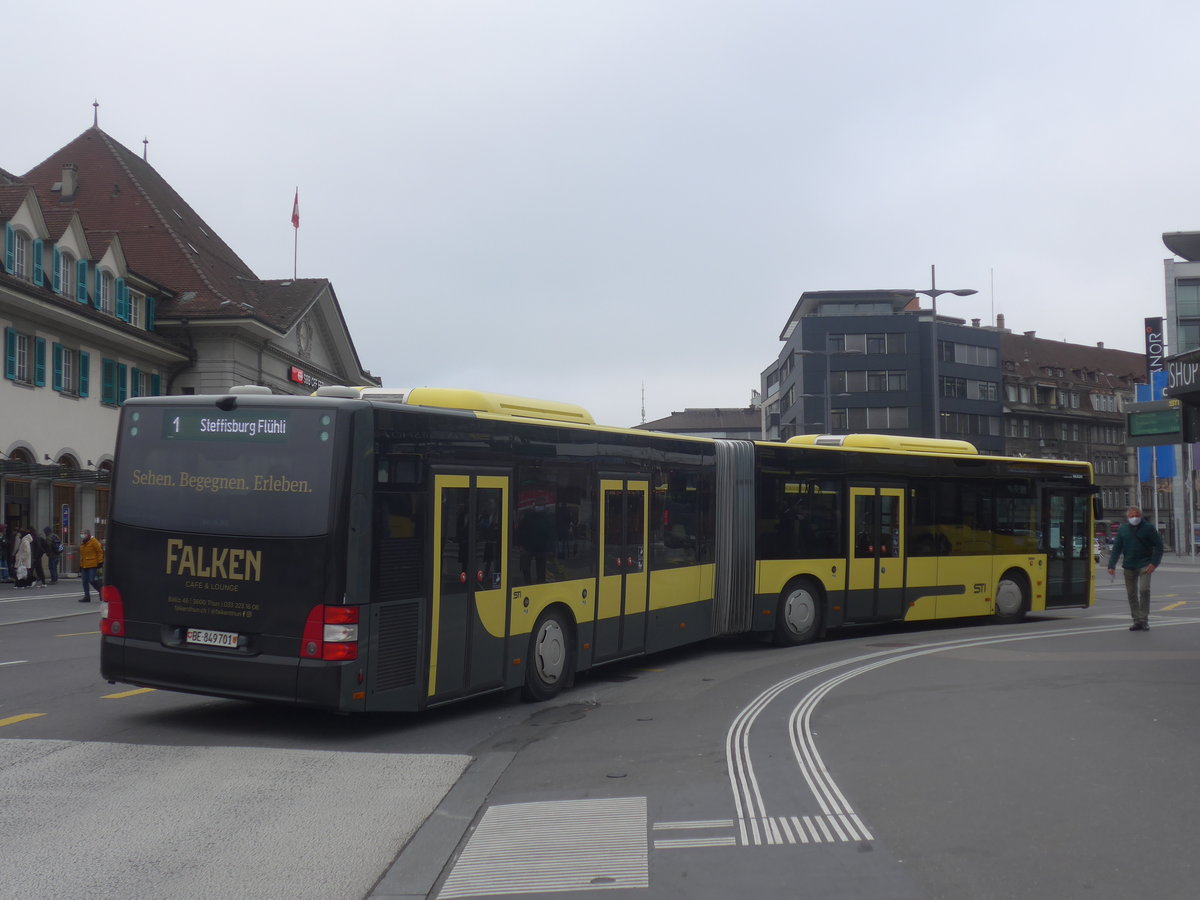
[99,386,1098,712]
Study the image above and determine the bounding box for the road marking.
[57,630,100,637]
[1,660,28,667]
[0,713,45,727]
[102,688,156,699]
[437,797,648,898]
[729,619,1200,849]
[1163,601,1187,611]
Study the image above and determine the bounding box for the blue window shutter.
[53,343,63,391]
[4,224,13,274]
[95,268,102,307]
[4,328,15,380]
[34,338,46,386]
[117,363,127,405]
[116,277,127,321]
[101,358,115,404]
[52,246,61,293]
[146,296,156,331]
[79,351,90,397]
[150,373,161,396]
[131,367,141,398]
[77,260,88,303]
[33,239,44,286]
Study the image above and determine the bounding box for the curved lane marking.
[729,619,1200,846]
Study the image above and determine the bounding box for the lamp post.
[914,264,977,439]
[795,343,863,433]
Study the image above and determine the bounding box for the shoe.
[1130,623,1141,630]
[1142,622,1150,631]
[78,597,90,603]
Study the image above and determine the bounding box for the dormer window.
[98,269,114,313]
[129,289,144,328]
[58,250,75,298]
[13,230,30,279]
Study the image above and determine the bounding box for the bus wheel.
[523,609,574,702]
[994,573,1029,624]
[775,579,822,646]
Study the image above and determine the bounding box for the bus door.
[848,486,905,621]
[594,478,649,661]
[1043,487,1090,608]
[430,473,509,699]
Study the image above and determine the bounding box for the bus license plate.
[186,628,239,648]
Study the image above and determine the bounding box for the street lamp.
[795,344,863,433]
[914,264,977,439]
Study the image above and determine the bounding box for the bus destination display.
[161,410,292,443]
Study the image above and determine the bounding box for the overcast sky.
[6,1,1197,427]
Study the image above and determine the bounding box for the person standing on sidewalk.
[79,529,104,603]
[43,526,63,585]
[1107,506,1164,631]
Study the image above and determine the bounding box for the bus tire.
[994,571,1029,624]
[775,578,823,646]
[522,608,574,702]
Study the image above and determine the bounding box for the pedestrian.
[43,526,63,585]
[1106,505,1164,631]
[0,524,9,582]
[13,528,34,588]
[79,529,104,603]
[28,527,48,587]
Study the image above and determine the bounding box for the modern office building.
[760,290,1005,454]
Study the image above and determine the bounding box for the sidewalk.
[0,576,101,627]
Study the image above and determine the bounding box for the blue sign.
[1137,374,1176,480]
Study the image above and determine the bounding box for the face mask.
[1128,516,1142,526]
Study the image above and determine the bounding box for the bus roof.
[786,433,980,455]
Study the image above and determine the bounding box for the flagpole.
[291,187,299,279]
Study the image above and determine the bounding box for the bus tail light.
[301,605,360,661]
[99,585,125,637]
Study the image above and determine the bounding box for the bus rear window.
[112,404,339,536]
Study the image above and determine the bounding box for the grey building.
[760,290,1004,454]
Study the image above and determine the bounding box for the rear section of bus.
[99,392,370,710]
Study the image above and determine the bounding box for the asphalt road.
[2,563,1199,899]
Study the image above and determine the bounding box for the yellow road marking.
[1162,601,1187,611]
[102,688,156,699]
[0,713,46,727]
[58,630,100,637]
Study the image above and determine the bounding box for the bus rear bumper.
[101,635,350,710]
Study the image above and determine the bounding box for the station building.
[2,121,378,571]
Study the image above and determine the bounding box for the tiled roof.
[0,184,32,219]
[1000,331,1146,385]
[638,407,761,432]
[20,127,301,333]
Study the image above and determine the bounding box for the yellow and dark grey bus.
[99,386,1097,712]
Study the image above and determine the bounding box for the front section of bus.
[99,392,371,711]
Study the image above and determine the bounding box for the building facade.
[998,326,1144,527]
[2,125,378,571]
[760,290,1005,454]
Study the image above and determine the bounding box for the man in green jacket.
[1106,506,1164,631]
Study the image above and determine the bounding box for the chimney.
[996,313,1005,330]
[1097,342,1104,349]
[1024,331,1036,338]
[61,164,78,200]
[971,318,980,328]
